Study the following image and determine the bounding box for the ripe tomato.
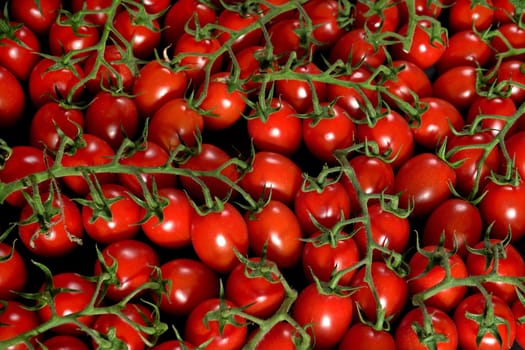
[225,258,285,318]
[246,98,302,156]
[0,21,41,81]
[352,0,399,33]
[252,322,300,350]
[382,60,432,108]
[81,183,143,244]
[432,65,479,112]
[41,335,90,350]
[466,239,525,304]
[245,200,303,269]
[112,10,161,60]
[407,245,468,312]
[158,258,220,316]
[268,18,314,61]
[292,283,353,349]
[141,187,193,249]
[0,300,41,350]
[38,272,97,335]
[60,134,117,196]
[0,66,25,128]
[9,0,60,37]
[93,239,160,301]
[184,298,247,350]
[454,293,516,350]
[18,192,83,258]
[29,102,85,152]
[465,96,518,138]
[151,340,195,350]
[493,60,525,105]
[294,179,351,236]
[338,322,396,350]
[71,0,112,27]
[216,9,261,53]
[84,92,139,151]
[394,153,456,217]
[329,28,386,68]
[448,0,494,33]
[92,303,153,350]
[239,151,303,205]
[350,262,408,323]
[397,0,443,21]
[0,242,26,300]
[505,131,525,180]
[395,307,458,350]
[512,300,525,349]
[191,202,249,273]
[436,30,492,73]
[303,0,345,47]
[48,15,99,58]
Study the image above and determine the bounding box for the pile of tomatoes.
[0,0,524,349]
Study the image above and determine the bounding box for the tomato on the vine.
[0,20,41,81]
[338,322,396,350]
[48,15,100,58]
[9,0,60,37]
[0,242,27,300]
[0,66,25,128]
[112,10,161,60]
[0,300,41,350]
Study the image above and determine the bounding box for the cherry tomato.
[303,0,345,47]
[493,60,525,105]
[0,300,41,350]
[432,65,479,112]
[0,66,25,128]
[93,239,160,301]
[353,0,399,33]
[0,242,26,300]
[112,10,161,60]
[48,15,99,58]
[71,0,112,27]
[397,0,443,21]
[329,28,386,68]
[151,340,195,350]
[448,0,494,33]
[505,131,525,181]
[252,322,300,350]
[216,9,261,53]
[382,60,432,108]
[40,335,90,350]
[268,18,314,61]
[512,300,525,349]
[338,322,396,350]
[9,0,61,37]
[0,21,41,81]
[465,96,518,138]
[436,30,492,73]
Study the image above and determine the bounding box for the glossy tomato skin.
[191,202,249,273]
[448,0,494,33]
[382,60,432,108]
[0,65,25,128]
[184,298,247,350]
[239,151,303,205]
[40,335,90,350]
[0,21,41,81]
[93,239,160,301]
[225,258,285,319]
[38,272,97,335]
[494,60,525,105]
[82,183,143,244]
[9,0,61,37]
[422,198,483,258]
[329,28,386,68]
[454,293,516,350]
[158,258,220,316]
[216,9,261,53]
[29,102,85,152]
[338,322,396,350]
[303,0,345,48]
[268,19,314,61]
[352,0,399,33]
[292,283,353,349]
[252,322,299,350]
[18,193,83,258]
[407,245,468,312]
[71,0,112,27]
[112,10,161,60]
[0,300,41,350]
[466,96,518,138]
[512,300,525,349]
[466,239,525,304]
[394,153,456,218]
[395,307,458,350]
[0,242,27,300]
[432,65,478,112]
[436,30,492,73]
[151,340,195,350]
[505,131,525,180]
[245,200,304,269]
[48,15,100,58]
[141,187,193,249]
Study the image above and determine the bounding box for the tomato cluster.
[0,0,524,349]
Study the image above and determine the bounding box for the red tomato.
[18,192,83,258]
[329,28,386,68]
[0,146,53,208]
[216,9,261,52]
[268,19,314,61]
[436,30,492,73]
[41,335,90,350]
[302,103,355,163]
[29,102,85,152]
[479,179,525,242]
[0,21,41,81]
[350,262,408,323]
[432,65,479,111]
[408,245,468,311]
[394,153,456,218]
[9,0,60,36]
[246,98,302,156]
[84,92,139,151]
[141,187,193,249]
[191,202,249,273]
[466,96,518,138]
[391,20,447,70]
[0,300,41,350]
[382,60,432,108]
[454,293,516,350]
[356,108,414,169]
[92,303,153,350]
[294,179,351,236]
[225,258,285,318]
[245,200,304,269]
[132,60,188,120]
[231,45,278,94]
[179,143,240,202]
[512,300,525,349]
[93,239,160,301]
[448,0,494,33]
[505,131,525,181]
[422,198,483,258]
[0,65,25,128]
[239,151,303,205]
[467,239,525,304]
[112,10,161,60]
[397,0,443,21]
[60,134,117,196]
[28,57,85,107]
[71,0,112,27]
[0,242,26,300]
[490,23,525,61]
[494,60,525,105]
[147,98,204,152]
[38,272,97,335]
[353,202,410,260]
[395,307,458,350]
[303,0,345,47]
[81,183,143,244]
[292,283,353,349]
[352,0,399,33]
[302,230,360,285]
[252,322,300,350]
[338,322,396,350]
[158,258,220,316]
[118,140,177,196]
[492,0,516,24]
[48,15,99,58]
[197,72,247,130]
[184,298,247,350]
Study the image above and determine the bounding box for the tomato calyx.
[466,233,512,271]
[410,306,452,350]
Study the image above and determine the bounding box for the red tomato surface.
[0,65,25,128]
[0,21,41,81]
[0,300,41,350]
[0,242,26,300]
[338,322,396,350]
